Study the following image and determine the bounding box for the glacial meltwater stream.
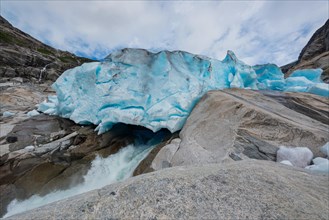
[4,129,168,218]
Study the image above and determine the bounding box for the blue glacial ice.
[38,48,329,134]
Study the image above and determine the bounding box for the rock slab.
[152,89,329,168]
[6,160,329,220]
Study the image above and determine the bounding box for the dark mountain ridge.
[0,16,93,82]
[281,19,329,83]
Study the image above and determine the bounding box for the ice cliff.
[38,48,329,134]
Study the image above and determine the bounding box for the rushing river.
[4,129,168,217]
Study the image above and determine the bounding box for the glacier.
[38,48,329,134]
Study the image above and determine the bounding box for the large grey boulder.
[6,160,329,219]
[151,89,329,169]
[151,138,181,170]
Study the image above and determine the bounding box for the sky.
[1,1,328,65]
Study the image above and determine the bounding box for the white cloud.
[1,1,328,65]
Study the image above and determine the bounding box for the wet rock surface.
[7,115,75,152]
[6,160,329,220]
[0,115,138,216]
[1,80,52,157]
[150,89,329,169]
[0,76,177,217]
[0,80,141,216]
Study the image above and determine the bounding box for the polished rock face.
[148,89,329,169]
[5,160,329,220]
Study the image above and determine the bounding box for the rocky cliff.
[0,16,93,82]
[281,19,329,82]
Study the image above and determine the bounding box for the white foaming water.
[4,143,154,217]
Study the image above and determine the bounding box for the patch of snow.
[2,111,15,117]
[276,146,313,168]
[305,157,329,174]
[0,144,10,157]
[27,110,40,117]
[24,145,35,152]
[279,160,293,166]
[312,157,328,165]
[320,142,329,157]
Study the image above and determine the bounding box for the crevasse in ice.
[38,49,329,134]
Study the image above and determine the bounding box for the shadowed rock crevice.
[133,132,179,176]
